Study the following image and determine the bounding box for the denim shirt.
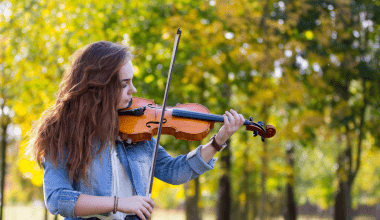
[42,137,216,219]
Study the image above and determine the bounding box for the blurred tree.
[0,54,12,220]
[295,0,380,219]
[284,142,296,220]
[0,29,19,220]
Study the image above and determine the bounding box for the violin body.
[118,97,276,144]
[118,97,215,143]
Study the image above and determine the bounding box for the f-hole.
[146,118,167,128]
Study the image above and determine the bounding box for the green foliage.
[1,0,380,216]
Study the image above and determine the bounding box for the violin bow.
[146,28,182,197]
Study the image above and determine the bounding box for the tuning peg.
[249,117,253,122]
[258,121,264,126]
[261,135,265,142]
[253,130,258,137]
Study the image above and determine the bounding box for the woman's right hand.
[118,196,155,220]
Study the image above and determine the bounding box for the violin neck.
[172,109,250,125]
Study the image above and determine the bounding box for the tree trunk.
[243,148,250,220]
[284,143,297,220]
[334,79,367,220]
[185,178,201,220]
[217,139,231,220]
[334,138,354,220]
[285,184,297,220]
[334,180,352,220]
[237,145,251,220]
[334,136,354,220]
[0,123,7,220]
[252,174,259,220]
[0,104,10,220]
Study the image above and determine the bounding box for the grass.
[3,205,376,220]
[3,205,215,220]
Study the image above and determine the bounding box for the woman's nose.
[130,84,137,94]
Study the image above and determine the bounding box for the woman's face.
[117,60,137,110]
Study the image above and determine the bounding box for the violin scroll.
[246,117,276,142]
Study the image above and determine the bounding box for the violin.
[118,97,276,144]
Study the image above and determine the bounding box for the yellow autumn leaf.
[31,170,44,187]
[305,30,314,40]
[19,159,35,174]
[144,75,155,84]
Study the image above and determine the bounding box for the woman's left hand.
[215,109,245,145]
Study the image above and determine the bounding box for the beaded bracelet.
[113,196,118,214]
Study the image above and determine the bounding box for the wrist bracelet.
[113,196,118,214]
[209,134,227,151]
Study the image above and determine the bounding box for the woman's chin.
[117,100,132,110]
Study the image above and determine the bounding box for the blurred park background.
[1,0,380,219]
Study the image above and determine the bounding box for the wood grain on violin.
[118,97,276,143]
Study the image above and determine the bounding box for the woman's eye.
[123,84,128,88]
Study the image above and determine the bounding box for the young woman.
[29,41,245,220]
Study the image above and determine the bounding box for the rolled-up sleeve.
[42,157,81,218]
[186,145,217,175]
[153,137,217,185]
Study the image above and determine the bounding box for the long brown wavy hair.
[29,41,132,184]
